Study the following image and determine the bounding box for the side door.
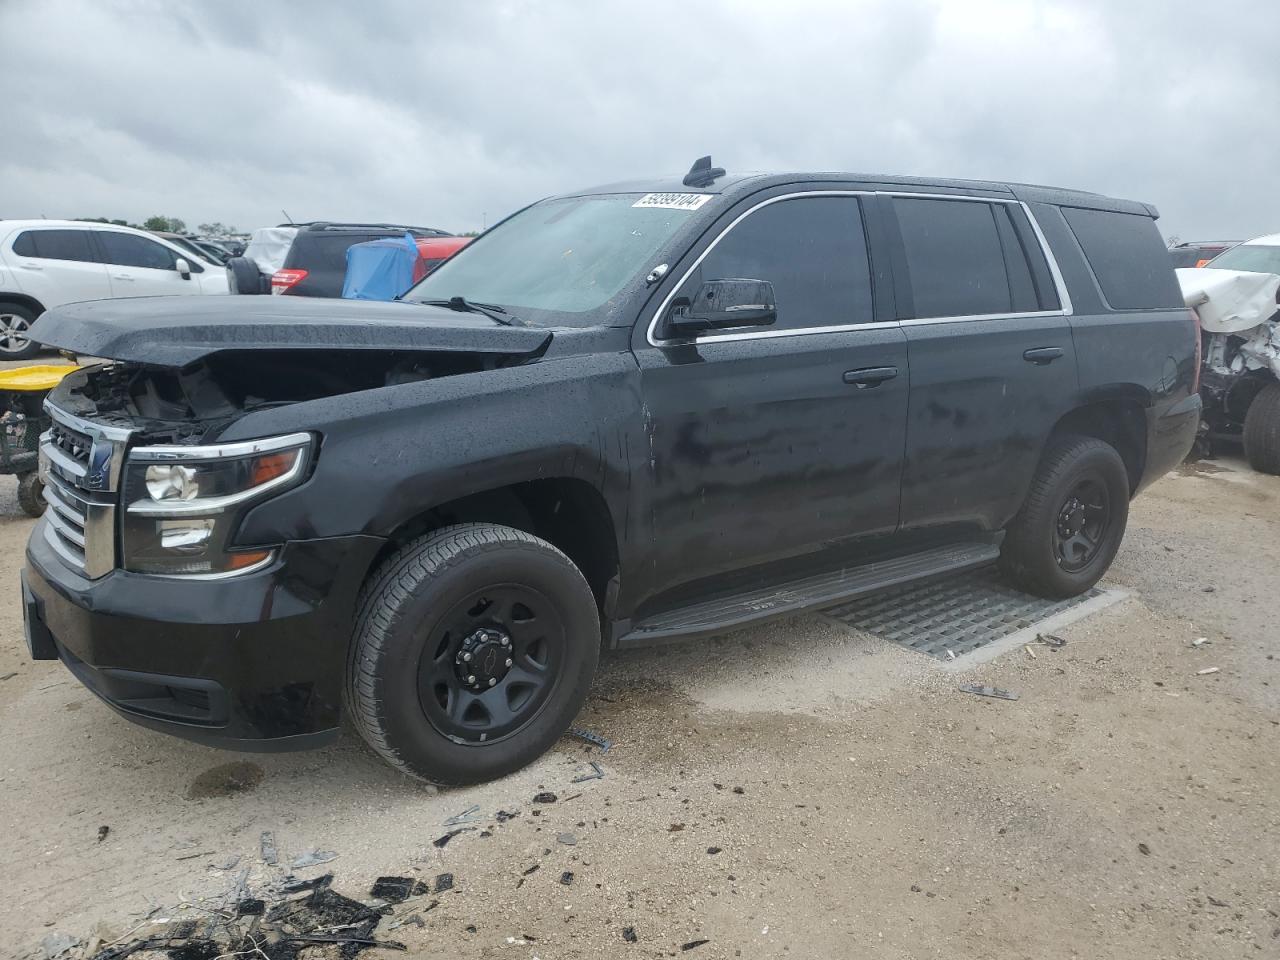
[886,193,1077,536]
[5,228,112,308]
[95,231,203,297]
[629,191,909,609]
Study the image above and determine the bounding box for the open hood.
[29,295,553,368]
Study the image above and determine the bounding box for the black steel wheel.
[1052,474,1111,573]
[1000,434,1129,598]
[347,523,599,785]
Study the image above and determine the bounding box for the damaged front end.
[1177,267,1280,447]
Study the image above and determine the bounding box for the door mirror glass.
[174,257,192,279]
[668,278,777,334]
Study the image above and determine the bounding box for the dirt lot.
[1,453,1277,959]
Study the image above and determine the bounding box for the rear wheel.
[17,472,44,517]
[1242,381,1280,475]
[999,434,1130,598]
[346,523,600,785]
[225,257,265,295]
[0,302,41,360]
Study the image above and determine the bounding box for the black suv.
[226,221,452,297]
[23,162,1200,785]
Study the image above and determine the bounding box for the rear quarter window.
[1061,207,1182,310]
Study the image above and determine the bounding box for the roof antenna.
[682,155,725,188]
[281,208,294,224]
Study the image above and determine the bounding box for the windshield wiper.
[421,296,525,327]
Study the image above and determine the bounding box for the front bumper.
[23,519,383,751]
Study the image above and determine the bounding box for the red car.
[413,236,471,279]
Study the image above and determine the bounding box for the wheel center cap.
[455,627,513,691]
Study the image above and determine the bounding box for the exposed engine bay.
[55,348,533,444]
[1177,267,1280,443]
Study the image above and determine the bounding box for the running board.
[614,542,1001,649]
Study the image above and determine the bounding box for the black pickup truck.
[22,161,1200,784]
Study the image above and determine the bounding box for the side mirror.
[667,278,776,335]
[175,257,192,279]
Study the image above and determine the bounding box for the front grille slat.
[39,405,131,579]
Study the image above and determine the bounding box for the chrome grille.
[39,403,133,579]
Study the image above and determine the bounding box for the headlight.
[122,432,313,577]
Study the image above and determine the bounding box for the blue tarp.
[342,233,420,301]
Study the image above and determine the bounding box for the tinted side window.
[684,196,874,331]
[894,197,1025,318]
[98,232,179,270]
[1061,207,1182,309]
[11,229,97,263]
[286,234,371,273]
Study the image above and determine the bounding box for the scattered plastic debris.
[1024,644,1037,660]
[1196,667,1220,676]
[706,847,721,855]
[945,648,956,662]
[434,827,474,848]
[434,873,454,893]
[622,926,638,942]
[40,932,78,959]
[211,855,241,871]
[958,683,1020,701]
[370,877,426,903]
[235,898,265,917]
[569,727,613,752]
[522,865,540,876]
[96,825,110,843]
[1191,637,1210,648]
[559,871,574,886]
[1036,633,1067,649]
[532,792,558,804]
[682,939,710,951]
[557,832,578,846]
[571,760,606,783]
[259,831,278,866]
[387,913,426,931]
[1138,842,1152,856]
[290,848,338,869]
[732,786,745,795]
[495,809,520,822]
[443,804,483,827]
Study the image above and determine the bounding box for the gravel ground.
[0,452,1276,959]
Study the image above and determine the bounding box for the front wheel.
[17,472,44,517]
[999,435,1130,599]
[346,523,600,785]
[1242,381,1280,475]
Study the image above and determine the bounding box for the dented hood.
[29,295,553,367]
[1176,267,1280,334]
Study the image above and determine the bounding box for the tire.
[0,302,42,360]
[999,434,1130,599]
[17,471,44,518]
[347,523,600,785]
[225,257,266,295]
[1242,381,1280,475]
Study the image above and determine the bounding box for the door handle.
[1023,347,1064,365]
[112,274,135,281]
[843,365,898,388]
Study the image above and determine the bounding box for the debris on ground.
[571,760,607,783]
[522,865,540,876]
[1196,667,1221,676]
[559,871,574,885]
[211,855,240,871]
[1036,632,1067,649]
[433,827,474,848]
[1191,637,1210,647]
[259,831,278,866]
[945,649,957,661]
[434,872,454,893]
[40,932,78,959]
[622,926,638,942]
[1138,842,1152,855]
[96,825,109,843]
[1024,645,1037,660]
[958,683,1020,701]
[532,792,558,804]
[386,913,426,931]
[290,848,338,869]
[682,939,710,950]
[235,898,264,917]
[495,810,519,822]
[557,832,578,846]
[707,847,722,855]
[370,876,426,903]
[443,804,483,827]
[732,786,745,795]
[569,727,614,752]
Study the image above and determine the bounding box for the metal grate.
[822,567,1101,660]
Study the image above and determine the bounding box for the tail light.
[270,268,308,295]
[1190,307,1202,394]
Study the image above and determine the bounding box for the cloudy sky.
[1,0,1276,242]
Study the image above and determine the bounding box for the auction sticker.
[632,193,713,211]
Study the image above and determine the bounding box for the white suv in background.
[0,220,228,359]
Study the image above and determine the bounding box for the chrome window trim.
[128,432,312,463]
[645,190,1074,346]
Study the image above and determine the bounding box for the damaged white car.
[1178,234,1280,473]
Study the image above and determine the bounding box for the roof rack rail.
[276,221,452,237]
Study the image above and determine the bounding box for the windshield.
[1206,244,1280,276]
[402,193,703,320]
